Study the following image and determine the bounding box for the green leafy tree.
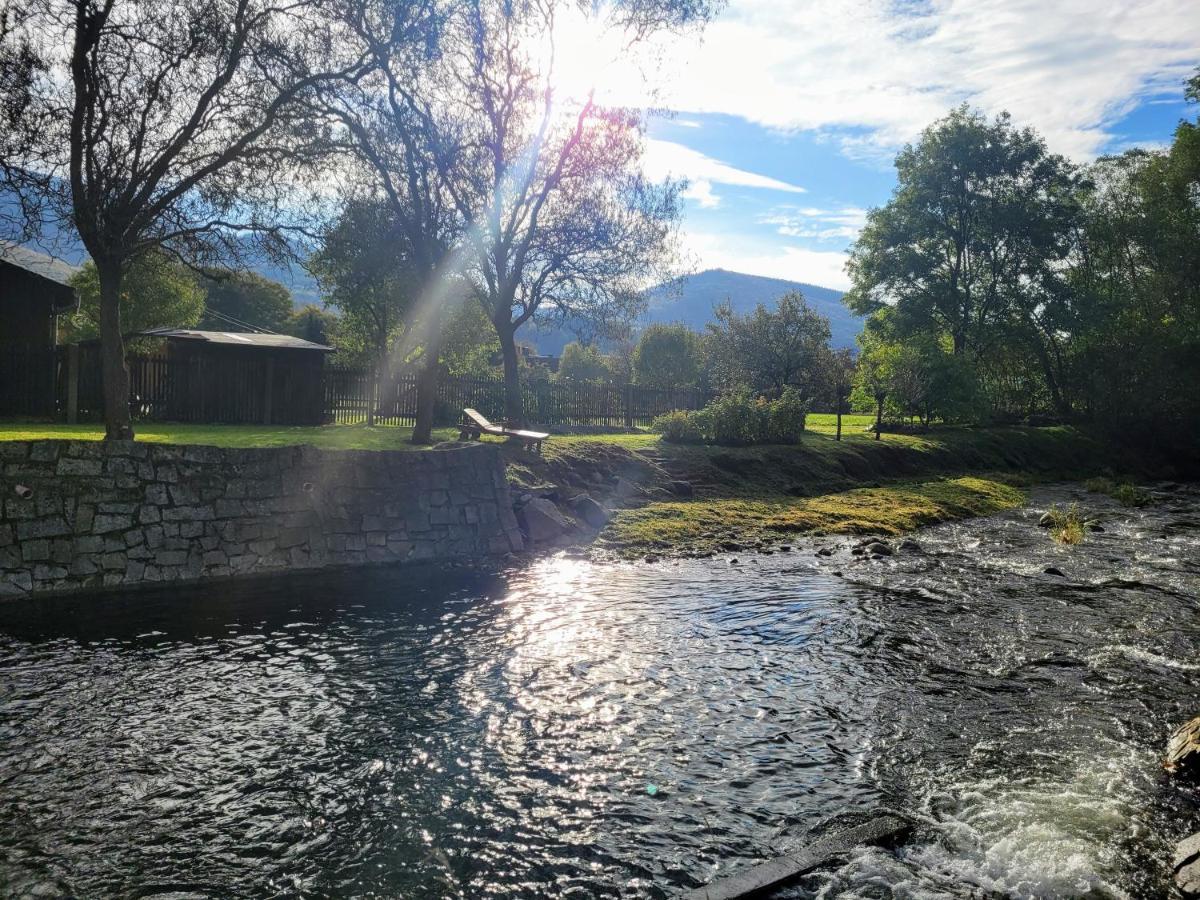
[64,252,203,343]
[285,304,338,346]
[200,270,293,333]
[818,347,856,440]
[440,301,500,377]
[846,106,1081,415]
[556,342,610,383]
[308,198,417,366]
[1066,72,1200,441]
[706,291,831,398]
[632,323,704,390]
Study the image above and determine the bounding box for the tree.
[706,291,831,398]
[556,341,610,383]
[200,270,293,333]
[845,107,1081,415]
[285,304,338,345]
[819,347,855,441]
[1065,71,1200,442]
[428,0,709,423]
[0,0,368,438]
[632,323,703,390]
[308,197,415,369]
[63,251,203,342]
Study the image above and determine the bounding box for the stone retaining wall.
[0,440,524,598]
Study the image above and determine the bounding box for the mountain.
[525,268,861,355]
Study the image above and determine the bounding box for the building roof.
[0,242,80,289]
[137,327,333,352]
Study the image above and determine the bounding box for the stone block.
[22,540,49,562]
[56,457,102,476]
[93,514,133,535]
[17,516,71,541]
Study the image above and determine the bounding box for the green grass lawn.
[0,422,471,450]
[0,421,668,451]
[806,412,875,434]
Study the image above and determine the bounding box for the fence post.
[66,344,79,424]
[623,383,633,428]
[262,357,274,425]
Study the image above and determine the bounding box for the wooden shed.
[131,328,333,425]
[0,243,78,418]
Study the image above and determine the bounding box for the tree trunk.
[97,261,133,440]
[411,348,438,444]
[874,395,884,441]
[410,295,446,444]
[497,323,523,425]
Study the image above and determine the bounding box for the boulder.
[1175,833,1200,898]
[898,539,923,554]
[1165,716,1200,778]
[611,476,642,499]
[569,494,610,530]
[516,498,571,544]
[863,541,893,557]
[670,480,694,498]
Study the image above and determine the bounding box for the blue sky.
[618,0,1200,290]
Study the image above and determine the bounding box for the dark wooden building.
[120,328,333,425]
[0,243,78,418]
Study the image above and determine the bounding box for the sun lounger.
[459,408,549,453]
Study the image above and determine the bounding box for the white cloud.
[643,138,807,193]
[682,178,721,208]
[681,228,852,290]
[762,206,870,242]
[650,0,1200,160]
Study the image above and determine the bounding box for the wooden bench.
[459,408,549,453]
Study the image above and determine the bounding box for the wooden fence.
[37,351,710,428]
[325,367,711,428]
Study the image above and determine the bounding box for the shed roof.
[0,242,80,289]
[138,327,333,352]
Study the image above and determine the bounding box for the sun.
[534,5,654,107]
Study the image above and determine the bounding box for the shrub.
[705,390,762,446]
[652,410,706,444]
[653,389,808,446]
[763,387,808,444]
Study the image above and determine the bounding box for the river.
[1,483,1197,898]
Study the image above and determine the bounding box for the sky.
[608,0,1200,290]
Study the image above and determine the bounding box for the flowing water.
[1,483,1198,899]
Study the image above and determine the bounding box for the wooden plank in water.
[681,814,913,900]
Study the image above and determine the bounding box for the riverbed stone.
[1176,833,1200,897]
[517,497,571,543]
[569,494,609,529]
[0,440,522,597]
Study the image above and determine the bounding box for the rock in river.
[1037,511,1055,528]
[863,541,893,557]
[1165,715,1200,778]
[1175,832,1200,897]
[516,497,571,544]
[569,494,609,530]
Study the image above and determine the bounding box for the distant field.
[806,412,874,434]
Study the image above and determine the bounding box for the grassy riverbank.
[504,425,1151,557]
[0,419,1156,558]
